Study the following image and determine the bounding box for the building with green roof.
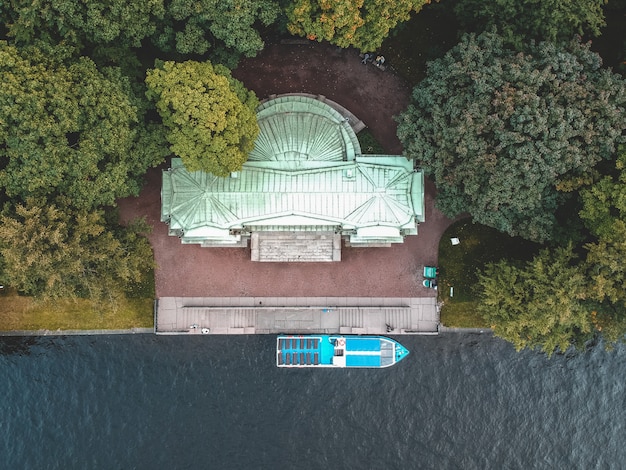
[161,95,424,262]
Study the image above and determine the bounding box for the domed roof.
[248,95,361,162]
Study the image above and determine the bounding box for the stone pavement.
[251,232,341,262]
[156,296,439,335]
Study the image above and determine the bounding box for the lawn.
[0,289,153,331]
[0,268,155,331]
[437,219,540,328]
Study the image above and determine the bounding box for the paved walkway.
[156,297,439,335]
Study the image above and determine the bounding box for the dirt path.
[118,42,454,298]
[232,42,408,154]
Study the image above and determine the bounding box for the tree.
[396,32,626,242]
[161,0,281,59]
[478,245,595,357]
[454,0,607,49]
[146,60,260,176]
[286,0,429,52]
[1,0,281,65]
[0,200,154,301]
[579,146,626,342]
[3,0,165,48]
[0,42,168,210]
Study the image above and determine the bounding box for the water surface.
[1,334,624,469]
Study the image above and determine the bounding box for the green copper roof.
[161,96,424,246]
[249,95,360,162]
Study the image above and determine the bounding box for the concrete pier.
[156,296,439,335]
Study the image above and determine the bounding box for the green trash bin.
[424,266,438,279]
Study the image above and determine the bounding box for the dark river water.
[1,333,624,469]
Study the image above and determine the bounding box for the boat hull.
[276,335,409,368]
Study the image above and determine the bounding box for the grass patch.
[0,263,155,331]
[437,219,540,328]
[125,266,155,299]
[440,301,484,328]
[0,288,153,331]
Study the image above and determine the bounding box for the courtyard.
[117,42,454,331]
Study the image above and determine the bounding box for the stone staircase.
[251,231,341,262]
[385,308,414,331]
[230,309,256,328]
[340,308,364,328]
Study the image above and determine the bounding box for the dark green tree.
[454,0,607,48]
[159,0,281,59]
[0,42,167,210]
[0,200,154,301]
[3,0,165,48]
[146,60,260,176]
[478,245,595,356]
[2,0,281,65]
[396,32,626,242]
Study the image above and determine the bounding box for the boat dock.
[156,296,439,335]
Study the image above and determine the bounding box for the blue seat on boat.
[306,353,311,365]
[314,353,319,365]
[313,339,319,348]
[300,353,305,364]
[346,338,380,351]
[306,339,312,349]
[278,354,284,365]
[286,353,291,365]
[346,355,381,367]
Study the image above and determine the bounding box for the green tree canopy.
[158,0,281,59]
[454,0,607,49]
[3,0,165,48]
[1,0,280,65]
[396,32,626,242]
[478,245,595,357]
[0,200,154,301]
[578,146,626,341]
[286,0,429,52]
[146,60,260,176]
[0,42,167,210]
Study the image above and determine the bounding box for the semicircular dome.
[248,95,361,162]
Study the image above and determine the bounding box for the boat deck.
[156,297,439,335]
[277,337,325,366]
[276,335,408,368]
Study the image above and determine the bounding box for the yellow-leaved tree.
[286,0,430,52]
[146,60,260,176]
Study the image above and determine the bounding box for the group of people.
[361,53,386,69]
